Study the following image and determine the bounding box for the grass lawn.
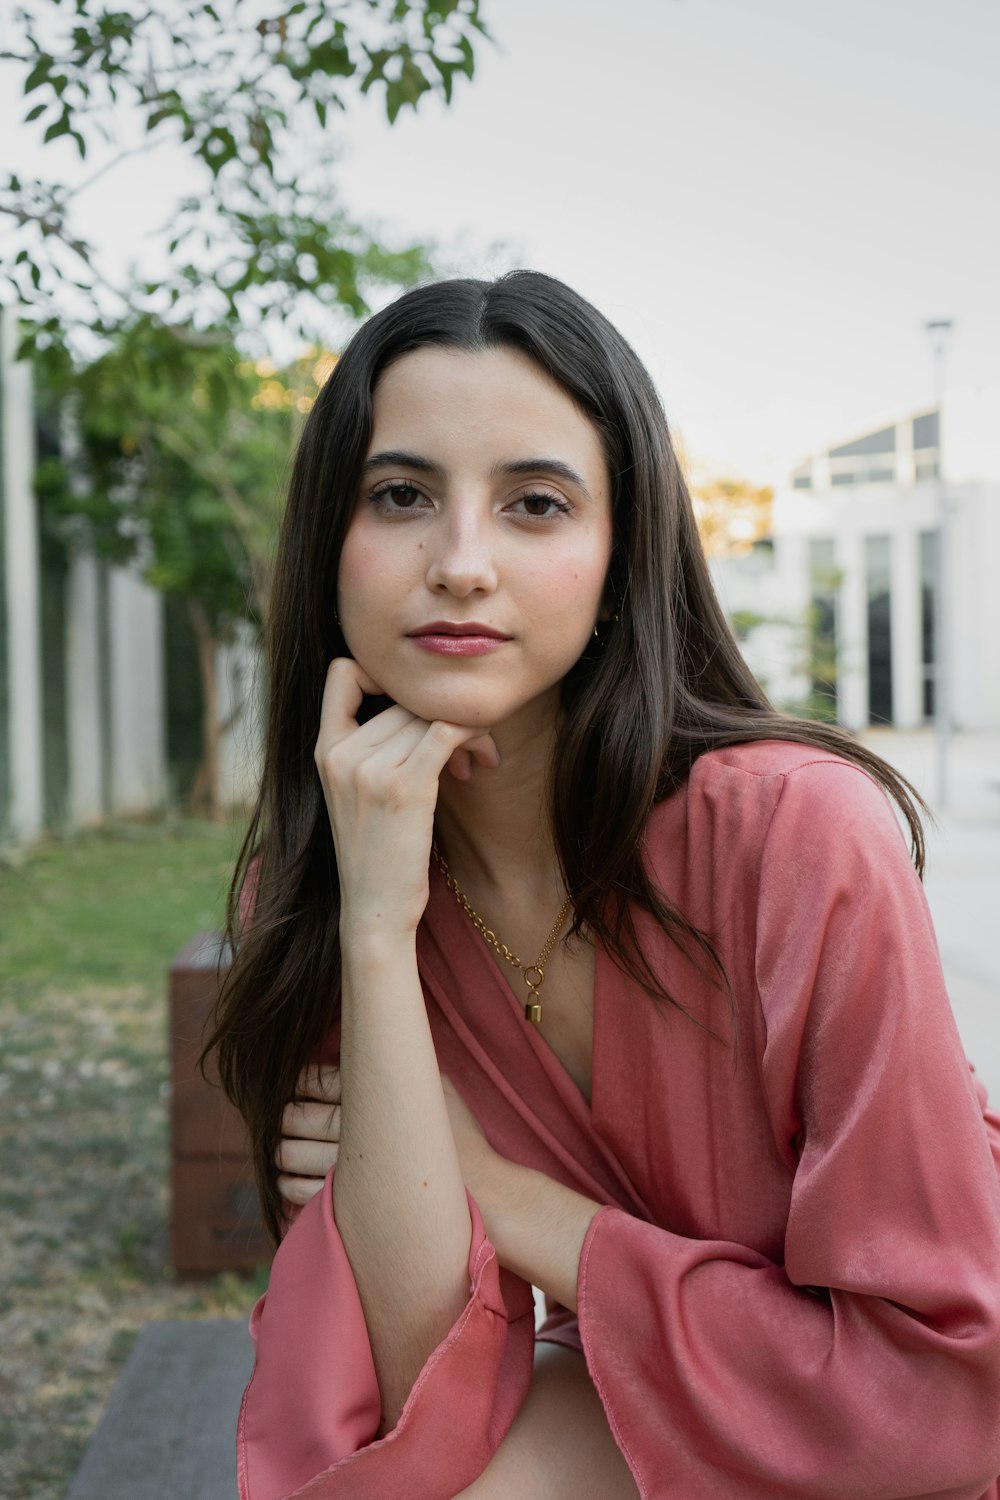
[0,817,268,1500]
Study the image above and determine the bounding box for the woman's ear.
[598,557,622,624]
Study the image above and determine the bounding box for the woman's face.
[337,345,614,734]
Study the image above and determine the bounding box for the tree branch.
[151,420,273,576]
[0,200,133,314]
[64,136,177,202]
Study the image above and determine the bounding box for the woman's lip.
[409,622,509,638]
[408,635,509,656]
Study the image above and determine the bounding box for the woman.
[207,272,1000,1500]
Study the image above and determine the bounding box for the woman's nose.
[424,512,498,597]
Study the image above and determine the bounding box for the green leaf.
[200,126,239,174]
[43,113,72,144]
[384,53,432,123]
[360,47,391,93]
[457,33,475,79]
[313,97,327,128]
[24,102,47,123]
[422,0,461,40]
[429,52,455,104]
[24,57,52,95]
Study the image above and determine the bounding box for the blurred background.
[1,2,998,1495]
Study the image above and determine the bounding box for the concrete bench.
[67,1319,253,1500]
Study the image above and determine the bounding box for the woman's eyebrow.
[490,457,592,499]
[362,449,441,475]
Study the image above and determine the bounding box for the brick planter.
[169,933,273,1275]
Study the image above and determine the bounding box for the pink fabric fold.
[239,1172,535,1499]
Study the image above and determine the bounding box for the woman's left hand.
[276,1065,341,1207]
[276,1066,507,1209]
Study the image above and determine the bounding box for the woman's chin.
[369,675,555,734]
[384,686,503,729]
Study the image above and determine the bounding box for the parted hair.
[204,270,926,1244]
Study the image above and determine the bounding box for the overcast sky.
[5,0,998,483]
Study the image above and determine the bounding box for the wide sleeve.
[575,761,1000,1500]
[238,1166,536,1500]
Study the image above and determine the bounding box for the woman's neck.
[433,703,564,903]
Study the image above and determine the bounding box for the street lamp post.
[923,318,954,809]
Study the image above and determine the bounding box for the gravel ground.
[0,976,265,1500]
[0,822,263,1500]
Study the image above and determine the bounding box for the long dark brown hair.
[204,270,927,1243]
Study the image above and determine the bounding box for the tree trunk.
[187,599,223,823]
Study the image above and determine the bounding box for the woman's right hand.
[314,657,499,938]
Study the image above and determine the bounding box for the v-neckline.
[428,861,599,1123]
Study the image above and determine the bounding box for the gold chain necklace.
[431,842,573,1025]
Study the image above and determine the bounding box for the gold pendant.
[525,1000,543,1025]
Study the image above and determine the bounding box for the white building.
[712,387,1000,734]
[1,309,259,845]
[0,309,168,842]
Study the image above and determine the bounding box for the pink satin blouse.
[238,741,1000,1499]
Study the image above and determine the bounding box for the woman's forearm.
[480,1158,603,1315]
[333,929,473,1436]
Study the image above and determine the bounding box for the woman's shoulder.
[645,737,903,864]
[689,737,868,785]
[689,736,894,809]
[635,740,917,944]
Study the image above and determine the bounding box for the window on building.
[829,462,897,487]
[829,425,897,459]
[912,411,940,486]
[865,535,893,725]
[808,538,838,721]
[919,529,939,720]
[912,410,939,451]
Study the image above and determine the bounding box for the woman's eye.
[511,491,572,520]
[370,482,427,513]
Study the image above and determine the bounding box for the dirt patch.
[0,980,266,1500]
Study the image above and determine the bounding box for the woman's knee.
[454,1342,639,1500]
